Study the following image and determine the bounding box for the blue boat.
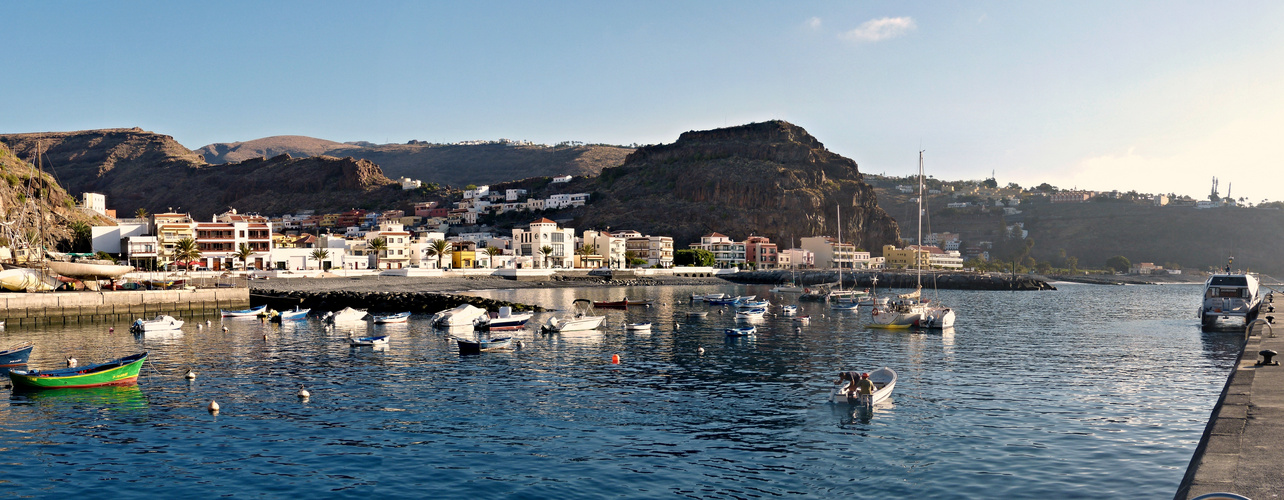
[221,304,268,318]
[736,299,770,309]
[725,326,756,337]
[373,312,411,324]
[276,307,311,321]
[348,335,389,347]
[457,337,513,355]
[0,342,34,367]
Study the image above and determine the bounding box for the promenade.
[1176,293,1284,498]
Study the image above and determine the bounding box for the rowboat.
[686,311,709,318]
[476,307,534,331]
[625,298,654,306]
[780,305,798,316]
[8,352,148,390]
[130,315,184,333]
[373,312,411,324]
[725,326,756,337]
[831,367,897,405]
[625,322,652,331]
[592,299,629,308]
[348,335,389,347]
[273,307,311,321]
[326,307,369,323]
[0,342,34,367]
[735,307,766,319]
[457,337,512,354]
[221,304,268,318]
[430,304,487,327]
[692,293,726,301]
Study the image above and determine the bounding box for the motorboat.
[780,305,798,316]
[274,307,311,321]
[541,299,606,332]
[457,336,512,354]
[831,367,897,405]
[475,306,534,331]
[325,307,369,323]
[625,322,652,331]
[1200,271,1262,328]
[221,305,268,318]
[693,293,727,301]
[736,299,770,309]
[920,307,956,329]
[831,302,861,311]
[430,304,487,327]
[348,335,389,347]
[130,315,184,333]
[725,326,756,337]
[373,312,412,324]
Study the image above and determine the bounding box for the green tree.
[1065,256,1079,273]
[368,237,388,269]
[575,244,597,268]
[623,250,637,269]
[674,248,715,267]
[174,237,201,273]
[135,207,149,219]
[426,239,452,269]
[70,221,92,253]
[540,245,554,269]
[310,248,330,270]
[94,251,117,263]
[235,243,255,270]
[1105,255,1131,274]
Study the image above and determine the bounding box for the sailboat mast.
[837,205,842,291]
[917,151,924,289]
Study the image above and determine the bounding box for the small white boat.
[831,367,897,405]
[769,285,804,293]
[792,315,810,325]
[830,302,861,311]
[780,305,798,316]
[625,322,652,331]
[325,307,369,323]
[373,312,411,324]
[348,335,389,347]
[693,293,726,301]
[686,311,709,318]
[430,304,488,327]
[541,299,606,332]
[920,307,956,329]
[274,307,311,321]
[221,305,268,318]
[735,307,766,319]
[130,315,184,333]
[736,299,770,309]
[475,307,534,331]
[725,326,756,337]
[1200,271,1262,328]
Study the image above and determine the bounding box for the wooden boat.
[221,304,268,318]
[592,299,630,308]
[792,315,811,325]
[734,307,766,319]
[686,311,709,318]
[430,304,486,327]
[736,299,770,309]
[457,336,512,354]
[273,307,311,321]
[692,293,726,301]
[326,307,370,323]
[8,352,148,389]
[0,268,58,292]
[725,326,756,337]
[625,322,652,331]
[476,307,534,331]
[781,305,798,316]
[348,335,389,347]
[831,367,897,405]
[541,299,606,332]
[373,312,411,324]
[0,341,34,367]
[130,315,184,333]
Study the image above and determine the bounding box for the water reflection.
[11,385,148,414]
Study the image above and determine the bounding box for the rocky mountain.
[197,137,633,188]
[0,129,408,219]
[564,121,901,251]
[0,141,111,254]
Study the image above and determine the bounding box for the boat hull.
[8,353,147,389]
[46,261,134,279]
[0,268,58,292]
[832,367,897,405]
[0,343,34,367]
[458,337,513,354]
[222,305,268,317]
[542,315,606,332]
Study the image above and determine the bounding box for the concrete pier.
[1176,293,1284,498]
[0,288,250,326]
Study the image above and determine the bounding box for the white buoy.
[207,320,212,326]
[184,369,196,380]
[197,324,203,329]
[222,326,229,332]
[208,400,220,413]
[697,346,705,355]
[66,356,77,367]
[515,340,524,349]
[297,386,310,399]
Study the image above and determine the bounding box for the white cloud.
[840,17,916,42]
[806,17,822,30]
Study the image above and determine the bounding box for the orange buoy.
[611,354,620,364]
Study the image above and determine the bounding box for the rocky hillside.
[566,121,901,251]
[197,137,632,187]
[0,141,111,254]
[0,129,409,219]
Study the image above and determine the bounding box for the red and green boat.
[7,352,147,390]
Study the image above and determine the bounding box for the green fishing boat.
[7,352,147,390]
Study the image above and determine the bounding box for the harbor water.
[0,283,1238,498]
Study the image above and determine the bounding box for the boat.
[46,259,134,280]
[708,295,753,305]
[781,305,798,316]
[0,267,59,292]
[0,341,34,367]
[625,298,654,306]
[792,315,810,325]
[592,299,630,308]
[831,367,897,405]
[769,284,804,293]
[325,307,370,323]
[273,307,311,321]
[870,152,937,329]
[541,299,607,332]
[475,306,534,331]
[830,302,861,311]
[430,303,487,327]
[348,335,389,347]
[625,322,652,331]
[8,352,148,390]
[373,312,412,324]
[736,299,770,309]
[221,304,268,318]
[1200,266,1263,329]
[735,307,767,319]
[693,293,726,301]
[457,336,512,354]
[915,152,957,330]
[725,326,756,337]
[686,311,709,318]
[130,315,184,333]
[921,307,956,329]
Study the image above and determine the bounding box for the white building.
[689,233,745,268]
[82,192,106,216]
[399,177,422,190]
[512,218,575,268]
[506,189,528,201]
[582,229,627,268]
[780,248,815,268]
[551,175,573,183]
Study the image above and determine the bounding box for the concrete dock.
[1176,293,1284,498]
[1,288,250,326]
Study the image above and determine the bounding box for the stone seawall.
[722,270,1056,291]
[0,288,250,326]
[250,289,543,314]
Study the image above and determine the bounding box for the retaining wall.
[0,288,250,326]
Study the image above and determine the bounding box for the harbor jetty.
[1176,292,1284,498]
[250,289,542,314]
[0,288,249,326]
[722,270,1056,291]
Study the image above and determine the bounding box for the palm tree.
[174,237,201,274]
[310,248,330,270]
[624,250,638,269]
[235,243,255,270]
[135,207,149,219]
[576,244,597,268]
[485,246,502,268]
[540,245,554,269]
[425,239,452,269]
[368,237,388,269]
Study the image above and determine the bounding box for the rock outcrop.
[569,120,901,252]
[0,141,112,253]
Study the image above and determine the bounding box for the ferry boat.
[1199,271,1262,328]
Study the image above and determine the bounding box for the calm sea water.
[0,283,1239,498]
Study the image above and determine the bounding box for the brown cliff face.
[571,121,901,252]
[0,142,111,252]
[0,129,403,219]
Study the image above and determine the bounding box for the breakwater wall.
[722,270,1056,291]
[250,289,543,314]
[0,288,250,326]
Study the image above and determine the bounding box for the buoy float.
[108,327,114,333]
[184,369,196,380]
[697,346,705,355]
[297,386,310,400]
[206,320,212,326]
[66,356,77,368]
[611,354,620,364]
[222,326,229,332]
[208,400,220,414]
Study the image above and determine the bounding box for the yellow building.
[882,245,930,270]
[451,241,478,269]
[152,213,195,267]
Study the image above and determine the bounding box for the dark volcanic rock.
[723,270,1056,291]
[250,289,543,314]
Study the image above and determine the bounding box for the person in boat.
[856,372,876,405]
[835,371,859,397]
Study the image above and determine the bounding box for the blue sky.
[4,1,1282,202]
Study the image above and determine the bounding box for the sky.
[4,1,1282,203]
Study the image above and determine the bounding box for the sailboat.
[869,151,937,329]
[1,141,62,292]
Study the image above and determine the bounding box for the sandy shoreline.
[249,274,734,295]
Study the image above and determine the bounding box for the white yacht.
[1199,271,1261,328]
